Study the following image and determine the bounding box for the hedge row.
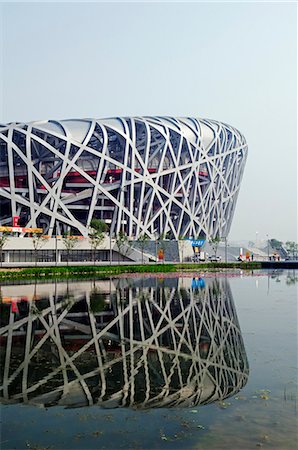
[0,262,262,280]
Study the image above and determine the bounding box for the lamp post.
[266,234,269,260]
[49,227,57,266]
[55,234,58,266]
[153,230,158,264]
[109,228,112,265]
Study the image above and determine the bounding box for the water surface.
[0,270,297,449]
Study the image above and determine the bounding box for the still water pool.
[0,269,297,449]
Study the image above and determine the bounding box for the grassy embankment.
[0,262,262,280]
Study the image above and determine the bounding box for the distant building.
[0,117,248,239]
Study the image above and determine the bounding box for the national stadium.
[0,116,248,245]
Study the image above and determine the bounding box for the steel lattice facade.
[0,117,248,239]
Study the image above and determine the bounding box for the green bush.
[0,261,262,281]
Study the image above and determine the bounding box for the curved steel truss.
[0,117,248,238]
[0,277,249,409]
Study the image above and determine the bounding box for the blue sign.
[191,239,205,247]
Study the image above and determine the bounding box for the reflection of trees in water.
[0,277,248,409]
[285,270,298,285]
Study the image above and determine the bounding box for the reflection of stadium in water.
[0,277,249,408]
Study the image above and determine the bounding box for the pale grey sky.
[0,1,297,243]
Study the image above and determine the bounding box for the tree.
[115,230,132,263]
[0,230,10,267]
[137,233,149,264]
[285,241,298,258]
[178,235,187,263]
[209,236,221,257]
[32,232,47,266]
[62,232,80,265]
[89,219,108,264]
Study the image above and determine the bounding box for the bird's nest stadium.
[0,117,247,239]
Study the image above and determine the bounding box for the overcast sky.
[0,1,297,243]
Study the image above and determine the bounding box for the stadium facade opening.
[0,117,247,239]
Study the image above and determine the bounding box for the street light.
[103,219,113,265]
[153,229,159,263]
[224,237,228,263]
[55,234,58,266]
[49,226,57,266]
[109,226,113,265]
[266,234,269,260]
